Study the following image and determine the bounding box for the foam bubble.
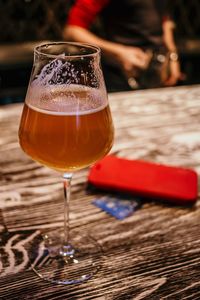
[26,84,108,114]
[27,102,107,116]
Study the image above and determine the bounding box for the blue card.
[92,195,141,220]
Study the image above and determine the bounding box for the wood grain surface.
[0,85,200,299]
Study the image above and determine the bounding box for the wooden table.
[0,85,200,299]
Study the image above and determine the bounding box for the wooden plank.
[0,86,200,299]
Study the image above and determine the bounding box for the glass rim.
[34,41,101,59]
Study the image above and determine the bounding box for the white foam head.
[26,84,108,115]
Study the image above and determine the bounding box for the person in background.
[63,0,183,92]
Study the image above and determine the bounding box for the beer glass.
[18,42,114,284]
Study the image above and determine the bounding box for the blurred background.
[0,0,200,104]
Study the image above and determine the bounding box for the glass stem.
[61,172,73,256]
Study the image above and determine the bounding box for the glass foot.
[30,232,102,285]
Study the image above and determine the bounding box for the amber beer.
[19,97,114,172]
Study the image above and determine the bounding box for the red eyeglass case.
[88,155,198,205]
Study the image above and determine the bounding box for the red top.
[67,0,109,28]
[67,0,169,49]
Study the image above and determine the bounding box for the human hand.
[113,45,151,78]
[164,60,185,86]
